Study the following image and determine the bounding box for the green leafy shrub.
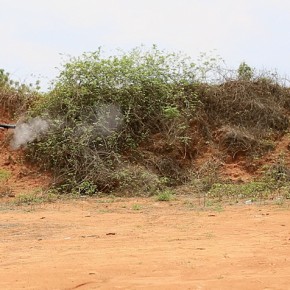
[238,62,253,80]
[24,46,290,196]
[0,69,40,117]
[113,165,162,196]
[28,46,199,193]
[132,204,142,210]
[155,189,174,201]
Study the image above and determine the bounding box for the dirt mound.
[192,131,290,183]
[2,76,290,195]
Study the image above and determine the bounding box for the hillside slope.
[1,113,290,198]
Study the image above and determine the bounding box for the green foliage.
[0,68,40,116]
[14,190,58,206]
[28,46,199,193]
[238,62,253,80]
[0,169,11,181]
[162,106,181,119]
[155,189,174,201]
[14,193,42,205]
[132,204,142,211]
[0,69,10,87]
[208,181,274,201]
[24,46,290,197]
[74,180,97,196]
[113,165,162,196]
[0,69,40,91]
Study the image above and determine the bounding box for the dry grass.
[195,79,289,133]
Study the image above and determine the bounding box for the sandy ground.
[0,198,289,290]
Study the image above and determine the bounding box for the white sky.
[1,0,290,90]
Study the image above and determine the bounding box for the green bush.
[0,68,40,116]
[28,46,199,193]
[155,189,174,201]
[238,62,253,80]
[113,165,162,196]
[25,46,290,196]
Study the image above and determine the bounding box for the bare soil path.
[0,198,289,290]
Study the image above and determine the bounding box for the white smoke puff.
[96,104,124,135]
[11,117,50,149]
[80,104,123,137]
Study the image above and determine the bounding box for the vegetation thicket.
[27,46,202,194]
[2,46,290,198]
[0,69,40,117]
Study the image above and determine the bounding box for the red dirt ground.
[0,199,289,290]
[1,113,290,289]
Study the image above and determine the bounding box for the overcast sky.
[1,0,290,90]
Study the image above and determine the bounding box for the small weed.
[14,193,43,205]
[75,180,97,196]
[13,190,58,206]
[155,190,174,201]
[0,169,11,181]
[209,181,273,201]
[132,204,142,211]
